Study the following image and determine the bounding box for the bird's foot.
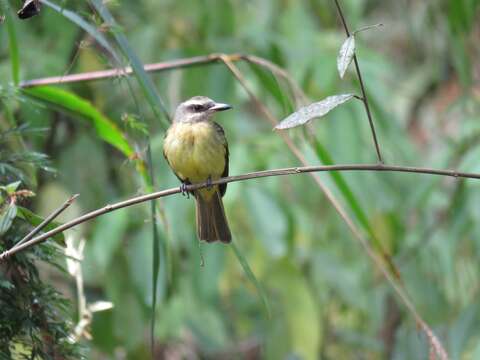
[206,176,213,190]
[180,183,190,199]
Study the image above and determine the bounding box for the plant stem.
[12,194,78,249]
[333,0,383,163]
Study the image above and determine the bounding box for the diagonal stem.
[12,194,79,249]
[334,0,383,163]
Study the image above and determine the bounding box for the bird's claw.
[180,183,190,198]
[206,176,213,190]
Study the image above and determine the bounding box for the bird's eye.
[192,104,204,112]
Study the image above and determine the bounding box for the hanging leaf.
[337,35,355,78]
[0,203,17,235]
[275,94,355,130]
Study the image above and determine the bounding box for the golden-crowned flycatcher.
[163,96,232,243]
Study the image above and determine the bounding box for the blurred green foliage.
[1,0,480,359]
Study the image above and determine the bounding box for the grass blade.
[1,0,20,85]
[88,3,172,353]
[231,241,270,317]
[41,0,120,63]
[89,0,170,128]
[310,137,401,279]
[146,144,166,352]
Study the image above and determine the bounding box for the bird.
[163,96,232,243]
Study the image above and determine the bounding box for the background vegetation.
[1,0,480,358]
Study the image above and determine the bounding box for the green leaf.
[0,0,19,85]
[90,0,170,129]
[231,242,270,317]
[266,259,321,359]
[41,0,120,63]
[311,139,373,236]
[247,62,295,115]
[0,280,14,289]
[0,202,17,235]
[16,206,65,245]
[246,188,287,257]
[24,86,134,156]
[146,145,166,352]
[310,138,401,279]
[2,181,21,195]
[337,35,355,79]
[88,4,171,356]
[275,94,355,129]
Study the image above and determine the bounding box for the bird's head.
[174,96,232,123]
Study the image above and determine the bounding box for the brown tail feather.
[195,191,231,243]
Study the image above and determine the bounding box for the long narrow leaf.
[89,3,171,353]
[231,242,270,317]
[24,86,133,156]
[41,0,121,63]
[89,0,170,128]
[1,0,20,85]
[146,144,166,352]
[311,138,401,279]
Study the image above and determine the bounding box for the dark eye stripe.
[191,104,205,112]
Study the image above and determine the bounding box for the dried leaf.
[275,94,355,130]
[337,35,355,78]
[17,0,41,19]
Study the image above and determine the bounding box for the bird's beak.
[211,102,232,112]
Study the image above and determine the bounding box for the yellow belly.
[163,121,227,198]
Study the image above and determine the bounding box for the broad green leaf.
[16,206,65,244]
[0,202,17,235]
[231,242,270,317]
[24,86,133,156]
[275,94,355,129]
[337,35,355,78]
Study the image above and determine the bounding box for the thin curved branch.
[19,54,242,88]
[1,162,479,261]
